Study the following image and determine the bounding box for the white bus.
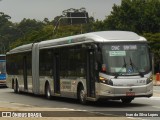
[6,31,153,104]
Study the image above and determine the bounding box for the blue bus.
[0,54,6,86]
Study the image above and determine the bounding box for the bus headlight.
[99,77,113,86]
[146,76,153,84]
[108,80,113,86]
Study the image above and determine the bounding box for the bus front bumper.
[97,82,153,99]
[0,80,6,86]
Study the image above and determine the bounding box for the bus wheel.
[78,86,87,104]
[121,98,133,104]
[14,81,19,93]
[45,84,51,99]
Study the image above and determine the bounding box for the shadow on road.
[6,88,148,109]
[0,86,8,89]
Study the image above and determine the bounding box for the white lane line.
[152,106,160,109]
[150,97,160,100]
[153,90,160,92]
[138,97,160,100]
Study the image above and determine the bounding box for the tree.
[43,18,50,24]
[103,0,160,33]
[18,18,44,34]
[143,33,160,73]
[0,12,12,53]
[0,12,11,31]
[95,0,160,73]
[10,25,54,49]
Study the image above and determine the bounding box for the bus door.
[87,49,96,98]
[53,53,60,94]
[23,56,28,91]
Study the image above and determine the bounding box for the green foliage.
[18,18,45,34]
[143,33,160,72]
[143,33,160,44]
[7,16,95,50]
[93,20,105,31]
[103,0,160,33]
[10,25,53,49]
[0,12,13,53]
[1,4,160,72]
[96,0,160,72]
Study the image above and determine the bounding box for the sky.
[0,0,121,23]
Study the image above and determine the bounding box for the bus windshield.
[101,43,151,76]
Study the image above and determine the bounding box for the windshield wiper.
[115,57,127,78]
[130,57,144,77]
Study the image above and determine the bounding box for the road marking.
[150,97,160,100]
[152,106,160,109]
[138,97,160,100]
[153,90,160,92]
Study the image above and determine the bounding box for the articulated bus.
[6,31,153,104]
[0,54,6,86]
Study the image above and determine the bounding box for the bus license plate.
[126,92,135,96]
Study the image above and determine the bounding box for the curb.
[153,81,160,86]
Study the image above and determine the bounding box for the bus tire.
[14,80,19,93]
[12,79,14,89]
[78,86,87,104]
[45,83,51,99]
[121,98,133,104]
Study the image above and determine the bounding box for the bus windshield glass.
[101,43,151,76]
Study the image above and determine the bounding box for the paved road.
[0,86,160,119]
[153,86,160,94]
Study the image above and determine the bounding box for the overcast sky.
[0,0,121,22]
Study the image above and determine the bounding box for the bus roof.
[7,31,146,54]
[39,31,146,49]
[7,43,33,54]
